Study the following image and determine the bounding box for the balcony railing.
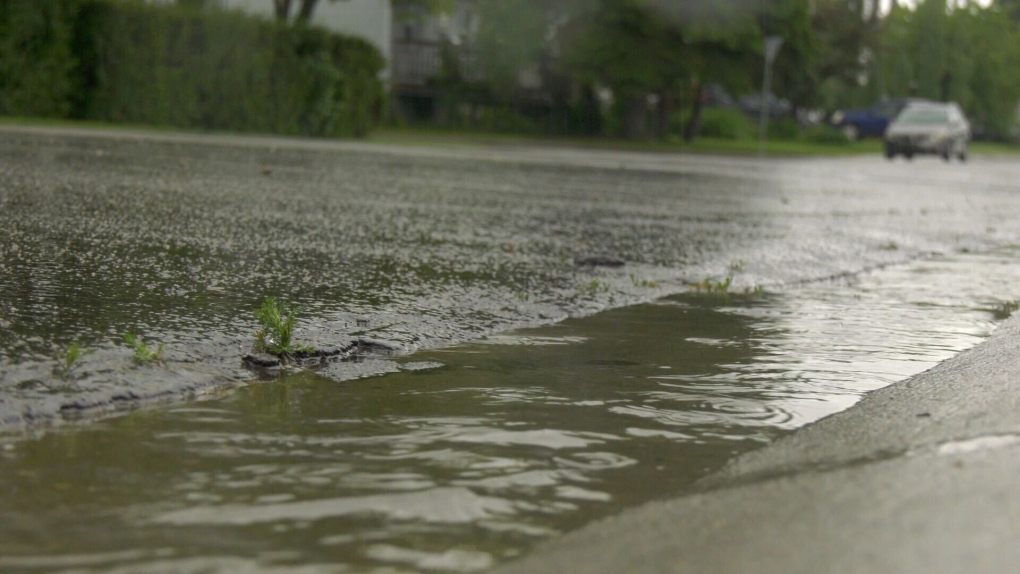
[392,41,441,88]
[392,41,484,90]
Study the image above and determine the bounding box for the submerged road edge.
[491,314,1020,574]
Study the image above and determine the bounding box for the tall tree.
[872,0,1020,139]
[564,0,757,139]
[273,0,325,25]
[471,0,550,99]
[997,0,1020,20]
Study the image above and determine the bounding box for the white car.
[884,102,970,162]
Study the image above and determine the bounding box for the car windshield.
[896,107,949,124]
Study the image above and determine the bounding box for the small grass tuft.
[579,279,610,297]
[993,300,1020,320]
[253,297,313,356]
[744,285,765,296]
[688,277,732,294]
[56,342,93,379]
[630,274,659,288]
[124,333,164,365]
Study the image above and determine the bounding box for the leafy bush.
[766,118,800,140]
[670,108,755,140]
[75,1,384,137]
[801,124,851,145]
[699,108,755,140]
[0,0,78,117]
[3,0,385,137]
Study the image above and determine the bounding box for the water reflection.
[1,249,1019,572]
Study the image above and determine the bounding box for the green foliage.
[869,1,1020,140]
[686,277,766,301]
[701,108,754,140]
[629,274,658,288]
[670,107,754,140]
[75,1,384,137]
[2,0,384,137]
[0,0,79,117]
[994,300,1020,320]
[564,0,759,139]
[801,124,849,145]
[473,0,548,99]
[253,297,312,356]
[767,118,800,141]
[688,277,732,295]
[55,342,93,380]
[579,279,610,297]
[124,333,165,365]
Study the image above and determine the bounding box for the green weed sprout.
[253,297,312,356]
[688,277,732,295]
[629,274,658,288]
[994,300,1020,320]
[579,279,610,297]
[56,342,93,379]
[124,333,164,365]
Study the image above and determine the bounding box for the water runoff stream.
[1,246,1019,573]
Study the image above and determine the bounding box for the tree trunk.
[624,94,647,140]
[654,93,674,140]
[274,0,292,22]
[683,82,703,143]
[578,83,601,136]
[297,0,320,24]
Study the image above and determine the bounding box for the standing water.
[1,247,1019,573]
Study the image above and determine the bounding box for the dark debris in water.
[398,361,445,372]
[241,338,409,377]
[574,255,626,268]
[242,353,283,368]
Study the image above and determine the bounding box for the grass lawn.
[369,126,888,157]
[371,126,1020,158]
[4,115,1017,158]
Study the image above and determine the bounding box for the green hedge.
[671,108,755,140]
[1,0,384,137]
[0,0,78,118]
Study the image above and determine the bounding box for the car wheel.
[941,144,951,162]
[904,151,914,161]
[884,143,896,159]
[842,124,859,141]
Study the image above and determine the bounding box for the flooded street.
[2,247,1020,571]
[3,127,1020,426]
[3,127,1020,572]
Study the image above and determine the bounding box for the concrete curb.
[491,315,1020,573]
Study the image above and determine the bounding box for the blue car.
[830,98,931,140]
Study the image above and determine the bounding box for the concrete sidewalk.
[492,315,1020,573]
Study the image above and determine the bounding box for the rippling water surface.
[1,248,1019,573]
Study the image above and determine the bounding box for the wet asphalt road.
[2,125,1020,430]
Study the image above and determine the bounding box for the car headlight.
[831,111,844,124]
